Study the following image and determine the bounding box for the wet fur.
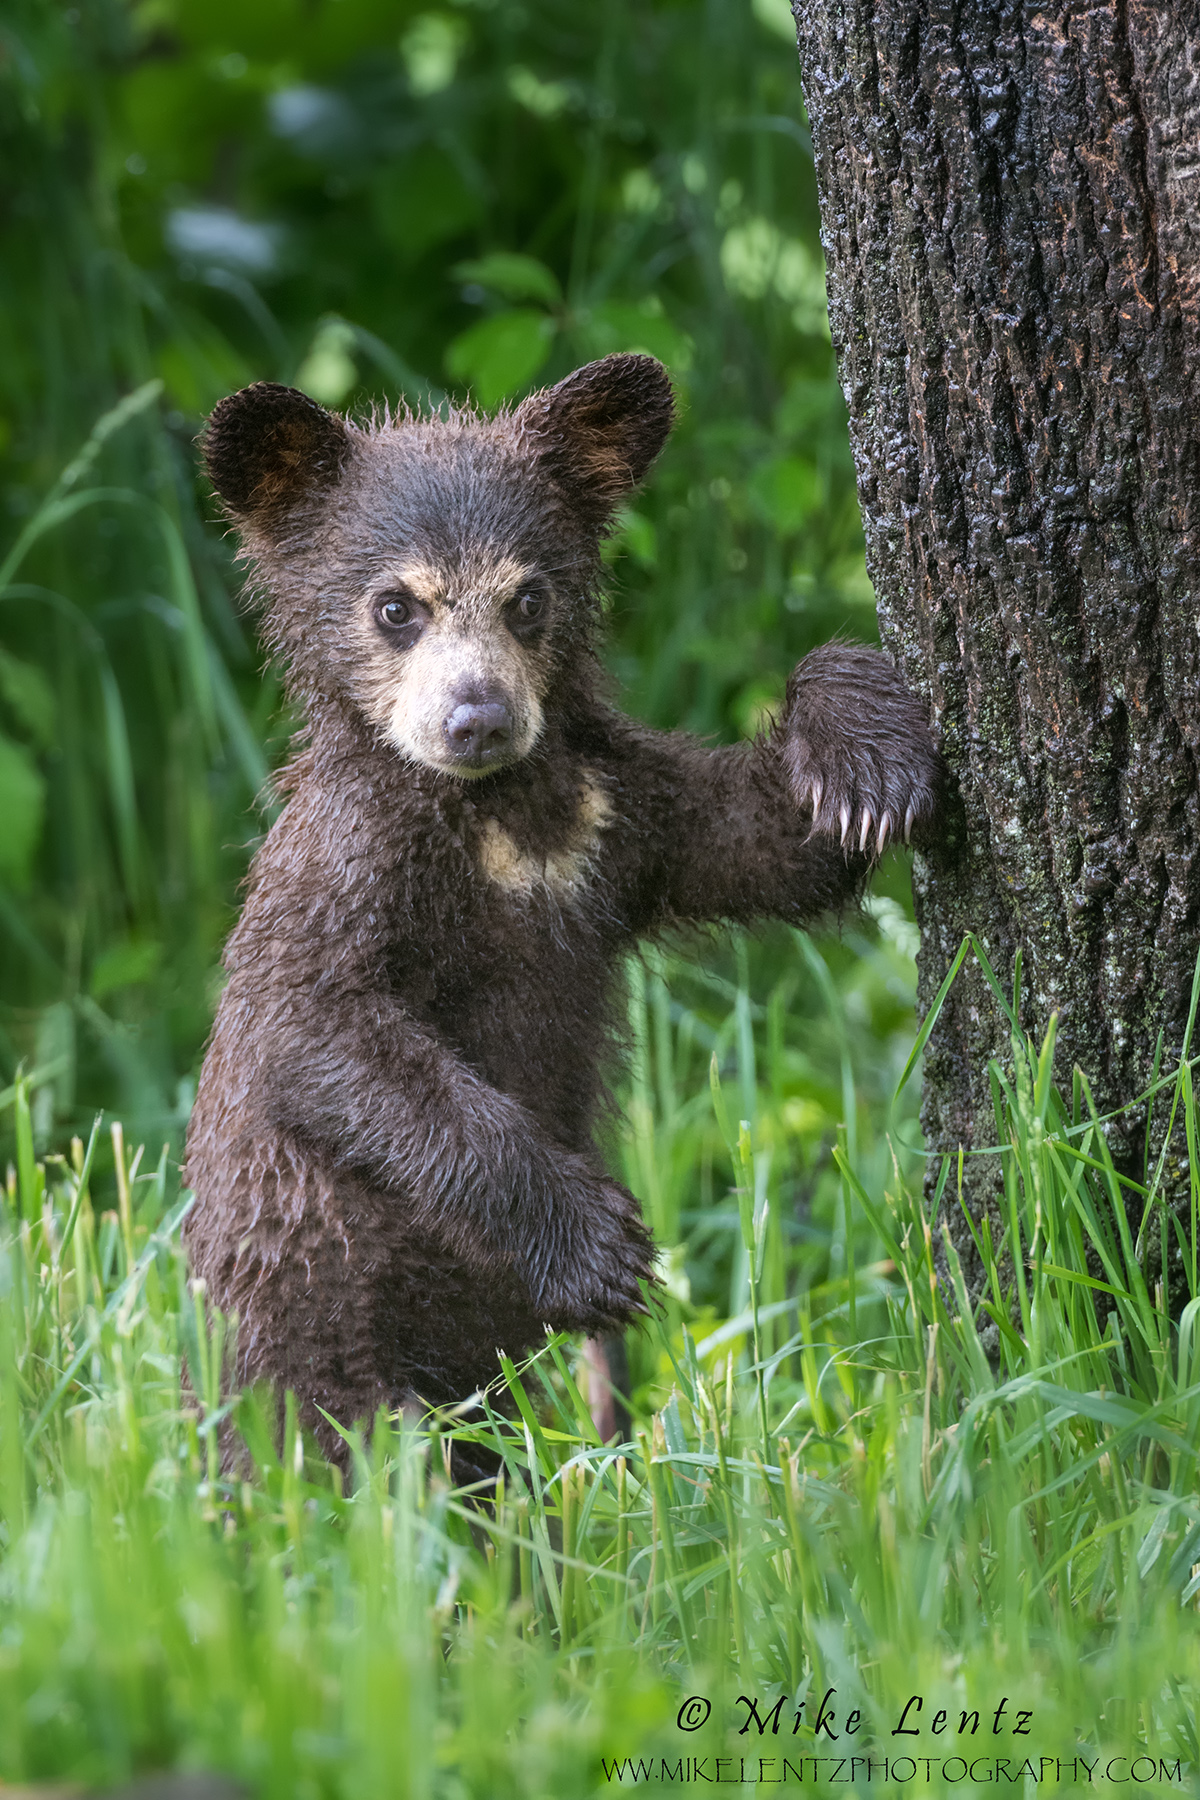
[184,357,940,1461]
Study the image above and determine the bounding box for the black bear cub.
[184,354,938,1460]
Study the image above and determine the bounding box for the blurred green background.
[0,0,915,1321]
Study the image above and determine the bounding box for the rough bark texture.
[792,2,1200,1294]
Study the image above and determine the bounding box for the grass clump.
[3,943,1200,1796]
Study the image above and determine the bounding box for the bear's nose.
[443,699,513,762]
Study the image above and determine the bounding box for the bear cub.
[184,354,939,1461]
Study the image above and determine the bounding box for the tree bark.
[791,2,1200,1296]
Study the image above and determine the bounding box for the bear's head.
[202,354,674,778]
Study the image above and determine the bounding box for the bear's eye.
[374,589,427,647]
[508,591,548,638]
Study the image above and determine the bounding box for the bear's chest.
[468,771,614,908]
[411,773,623,1143]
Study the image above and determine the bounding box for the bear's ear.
[201,382,351,520]
[516,354,674,522]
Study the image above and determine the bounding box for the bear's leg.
[185,1148,416,1471]
[185,1143,546,1485]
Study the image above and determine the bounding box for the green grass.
[4,942,1200,1797]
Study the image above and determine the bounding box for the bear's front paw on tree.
[780,642,941,856]
[532,1181,659,1334]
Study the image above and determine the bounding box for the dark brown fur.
[184,355,939,1460]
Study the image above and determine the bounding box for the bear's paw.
[780,643,941,857]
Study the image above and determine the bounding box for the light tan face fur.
[351,550,552,778]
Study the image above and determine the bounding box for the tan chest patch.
[476,776,614,899]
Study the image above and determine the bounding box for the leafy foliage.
[0,0,880,1167]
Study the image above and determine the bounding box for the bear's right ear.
[201,383,351,520]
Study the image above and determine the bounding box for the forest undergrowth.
[2,937,1200,1798]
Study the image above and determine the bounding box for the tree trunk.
[791,2,1200,1296]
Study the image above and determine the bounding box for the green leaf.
[752,0,797,40]
[400,13,469,95]
[575,300,693,375]
[444,309,556,408]
[731,678,783,740]
[747,455,822,535]
[602,507,658,568]
[154,319,252,418]
[506,65,571,118]
[452,253,562,308]
[295,318,358,407]
[720,219,781,300]
[0,732,44,890]
[371,148,482,259]
[0,648,55,749]
[90,937,164,1001]
[893,934,972,1105]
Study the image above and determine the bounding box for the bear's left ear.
[202,382,352,522]
[516,354,675,522]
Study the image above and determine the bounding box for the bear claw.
[781,643,940,858]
